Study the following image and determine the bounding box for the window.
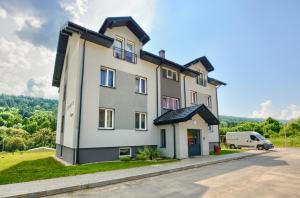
[135,112,147,130]
[99,108,114,129]
[114,37,123,59]
[250,135,259,141]
[161,129,166,148]
[125,41,134,62]
[119,147,131,157]
[100,67,115,88]
[208,125,214,132]
[162,96,180,110]
[162,68,178,81]
[196,72,205,86]
[191,91,197,104]
[207,95,212,107]
[135,76,147,94]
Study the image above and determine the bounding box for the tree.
[30,128,55,148]
[5,137,26,152]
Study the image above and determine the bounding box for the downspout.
[183,75,187,108]
[216,85,221,147]
[156,63,162,117]
[76,34,87,164]
[172,124,177,159]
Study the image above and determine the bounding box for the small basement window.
[119,147,131,157]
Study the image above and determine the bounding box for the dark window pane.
[135,77,139,92]
[141,79,145,93]
[173,72,177,81]
[141,114,146,129]
[161,129,166,148]
[108,70,114,87]
[120,148,130,156]
[107,110,113,128]
[99,109,105,127]
[100,69,106,86]
[162,69,167,78]
[135,113,140,129]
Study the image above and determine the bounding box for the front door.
[187,129,201,156]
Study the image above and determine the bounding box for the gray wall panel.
[99,70,147,130]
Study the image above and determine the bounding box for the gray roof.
[184,56,214,72]
[154,105,219,125]
[208,77,227,86]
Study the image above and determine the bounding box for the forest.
[0,94,57,152]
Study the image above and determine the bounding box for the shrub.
[5,137,26,152]
[119,156,131,162]
[137,146,160,160]
[136,153,148,161]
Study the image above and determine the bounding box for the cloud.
[0,6,7,19]
[60,0,88,21]
[0,37,57,98]
[249,100,300,120]
[0,0,158,99]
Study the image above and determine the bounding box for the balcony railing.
[113,47,137,64]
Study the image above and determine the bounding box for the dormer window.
[162,68,178,81]
[113,36,137,64]
[196,71,206,86]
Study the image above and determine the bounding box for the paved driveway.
[49,148,300,198]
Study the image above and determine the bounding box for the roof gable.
[185,56,214,72]
[99,17,150,45]
[154,105,219,125]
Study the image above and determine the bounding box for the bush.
[119,156,131,162]
[136,153,148,161]
[5,137,26,152]
[137,146,160,160]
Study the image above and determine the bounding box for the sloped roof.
[184,56,214,72]
[153,105,219,125]
[208,77,227,86]
[99,16,150,45]
[140,50,200,77]
[52,21,114,87]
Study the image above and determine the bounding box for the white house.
[52,17,226,164]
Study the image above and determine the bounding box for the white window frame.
[99,108,114,129]
[197,71,205,86]
[119,147,131,157]
[162,67,178,81]
[100,67,115,88]
[135,112,147,130]
[207,95,212,107]
[162,96,179,110]
[208,125,214,132]
[115,36,124,49]
[136,76,147,94]
[191,91,197,104]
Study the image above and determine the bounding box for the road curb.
[2,151,268,198]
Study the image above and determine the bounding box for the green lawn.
[269,136,300,147]
[0,151,177,185]
[210,149,245,155]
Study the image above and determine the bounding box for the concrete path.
[48,148,300,198]
[0,150,266,198]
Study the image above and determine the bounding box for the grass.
[0,151,177,185]
[269,136,300,147]
[210,149,245,155]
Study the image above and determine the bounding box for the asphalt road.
[49,148,300,198]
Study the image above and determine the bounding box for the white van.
[226,131,273,150]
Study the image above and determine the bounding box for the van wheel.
[230,144,236,149]
[257,145,264,150]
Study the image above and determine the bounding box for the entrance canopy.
[153,105,219,125]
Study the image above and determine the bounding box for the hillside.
[219,115,264,124]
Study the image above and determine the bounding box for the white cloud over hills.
[0,0,158,99]
[250,100,300,120]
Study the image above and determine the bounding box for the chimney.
[159,49,165,58]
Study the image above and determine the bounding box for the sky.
[0,0,299,120]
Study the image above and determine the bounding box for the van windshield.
[256,133,266,140]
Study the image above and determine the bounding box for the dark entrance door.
[187,129,201,156]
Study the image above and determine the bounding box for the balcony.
[113,47,137,64]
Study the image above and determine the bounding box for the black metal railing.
[113,47,137,64]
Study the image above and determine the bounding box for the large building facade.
[52,17,226,164]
